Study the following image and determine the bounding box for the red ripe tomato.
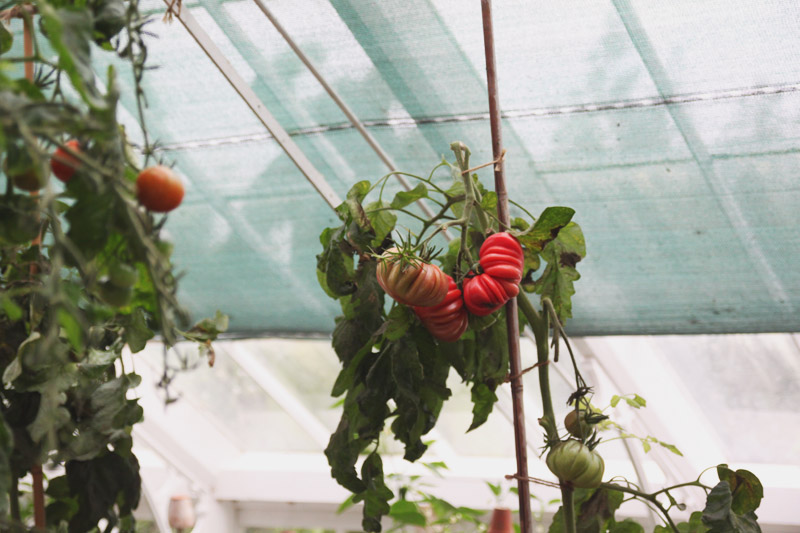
[480,232,524,286]
[51,140,82,183]
[462,272,509,316]
[376,248,449,307]
[413,276,468,342]
[136,165,185,213]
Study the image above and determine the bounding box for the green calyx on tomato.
[546,439,605,489]
[462,271,508,316]
[51,140,82,183]
[136,165,185,213]
[479,232,524,284]
[376,247,449,307]
[413,276,468,342]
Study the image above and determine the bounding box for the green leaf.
[365,200,396,248]
[391,183,428,209]
[186,310,229,341]
[702,481,761,533]
[384,305,411,341]
[0,296,23,320]
[342,180,372,232]
[716,465,764,515]
[58,308,85,352]
[658,440,683,456]
[535,222,586,323]
[518,206,575,252]
[331,341,372,398]
[317,226,356,297]
[486,482,502,497]
[360,452,394,532]
[610,395,621,408]
[337,494,356,514]
[38,5,104,108]
[577,487,625,533]
[624,394,646,408]
[65,451,141,532]
[122,308,154,353]
[28,373,76,444]
[468,382,497,431]
[0,22,12,55]
[481,191,498,211]
[389,337,427,460]
[658,511,710,533]
[389,500,427,526]
[608,519,645,533]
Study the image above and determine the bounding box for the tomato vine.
[317,142,765,533]
[317,142,583,531]
[0,1,226,531]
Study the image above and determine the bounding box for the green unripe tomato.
[546,440,605,488]
[565,409,592,438]
[99,280,133,307]
[109,263,139,288]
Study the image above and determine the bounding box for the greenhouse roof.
[30,0,796,336]
[130,334,800,531]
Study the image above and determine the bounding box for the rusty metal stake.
[480,1,533,532]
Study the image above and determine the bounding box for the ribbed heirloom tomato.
[546,440,605,489]
[51,140,82,183]
[413,276,468,342]
[136,165,185,213]
[376,248,449,307]
[462,272,508,316]
[479,232,524,299]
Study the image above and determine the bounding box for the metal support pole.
[163,1,341,210]
[480,1,532,531]
[251,0,446,225]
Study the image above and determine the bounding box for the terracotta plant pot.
[488,507,514,533]
[168,494,196,530]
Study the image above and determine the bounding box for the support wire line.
[163,0,342,210]
[251,0,450,235]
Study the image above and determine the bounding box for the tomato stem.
[560,484,577,533]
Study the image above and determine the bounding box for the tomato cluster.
[413,276,469,342]
[463,232,524,316]
[377,232,524,343]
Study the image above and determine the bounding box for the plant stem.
[9,476,20,523]
[561,484,577,533]
[518,293,558,440]
[601,482,680,532]
[31,463,45,529]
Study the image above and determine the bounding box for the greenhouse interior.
[1,0,799,532]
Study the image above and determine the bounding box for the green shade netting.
[11,0,799,335]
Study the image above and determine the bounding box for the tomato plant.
[413,276,468,342]
[546,440,605,489]
[317,142,585,531]
[50,139,81,183]
[136,165,185,213]
[0,2,226,531]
